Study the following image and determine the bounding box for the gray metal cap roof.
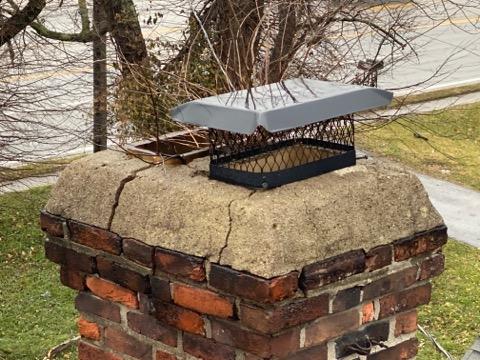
[170,78,393,134]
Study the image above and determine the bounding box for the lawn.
[0,186,479,359]
[0,187,77,360]
[358,101,480,358]
[357,102,480,190]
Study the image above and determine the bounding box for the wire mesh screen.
[209,116,355,174]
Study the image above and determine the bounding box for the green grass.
[417,240,480,359]
[358,102,480,190]
[0,187,77,360]
[358,102,480,358]
[391,82,480,108]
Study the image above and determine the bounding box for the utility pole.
[92,0,108,152]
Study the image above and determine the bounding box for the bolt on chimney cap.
[170,78,393,135]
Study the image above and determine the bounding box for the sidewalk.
[417,174,480,248]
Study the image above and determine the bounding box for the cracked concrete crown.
[46,150,444,278]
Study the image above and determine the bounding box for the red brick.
[151,276,171,302]
[366,245,392,271]
[127,311,177,347]
[156,350,177,360]
[282,344,328,360]
[211,319,299,358]
[154,301,205,335]
[45,240,96,273]
[379,283,431,319]
[305,308,360,347]
[209,264,298,303]
[300,250,365,290]
[77,316,101,341]
[362,266,418,301]
[40,211,64,237]
[362,302,375,324]
[367,338,418,359]
[183,333,236,360]
[154,247,205,281]
[60,267,86,290]
[138,293,153,314]
[394,226,447,261]
[239,294,329,334]
[75,292,121,323]
[105,327,152,360]
[124,238,154,268]
[86,275,139,309]
[332,286,361,313]
[172,283,233,318]
[212,319,270,357]
[96,256,150,293]
[69,220,122,255]
[78,341,121,360]
[419,253,445,280]
[395,310,418,336]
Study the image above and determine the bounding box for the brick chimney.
[41,150,446,360]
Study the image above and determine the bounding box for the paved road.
[418,174,480,248]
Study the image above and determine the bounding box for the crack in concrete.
[217,189,256,263]
[107,164,153,230]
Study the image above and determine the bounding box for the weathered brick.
[78,341,121,360]
[282,344,328,360]
[154,247,205,281]
[332,287,361,313]
[86,275,139,309]
[124,238,154,268]
[362,302,375,324]
[335,320,390,358]
[212,319,270,357]
[154,301,205,335]
[305,308,361,347]
[77,316,101,341]
[96,256,150,293]
[127,311,177,347]
[239,294,329,334]
[300,250,365,290]
[270,328,301,358]
[362,266,418,301]
[156,350,177,360]
[60,267,86,290]
[366,245,392,271]
[172,283,233,318]
[211,319,299,358]
[40,211,64,237]
[69,220,122,255]
[183,333,236,360]
[395,310,417,336]
[209,264,298,303]
[394,226,447,261]
[105,327,152,360]
[138,293,153,314]
[379,283,431,319]
[75,292,121,323]
[151,276,171,302]
[45,240,96,273]
[367,338,418,359]
[419,253,445,280]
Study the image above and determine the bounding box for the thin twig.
[418,324,455,360]
[43,336,80,360]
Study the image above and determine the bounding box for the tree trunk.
[93,0,108,152]
[0,0,46,47]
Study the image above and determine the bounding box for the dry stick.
[43,336,80,360]
[417,324,455,360]
[190,4,235,92]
